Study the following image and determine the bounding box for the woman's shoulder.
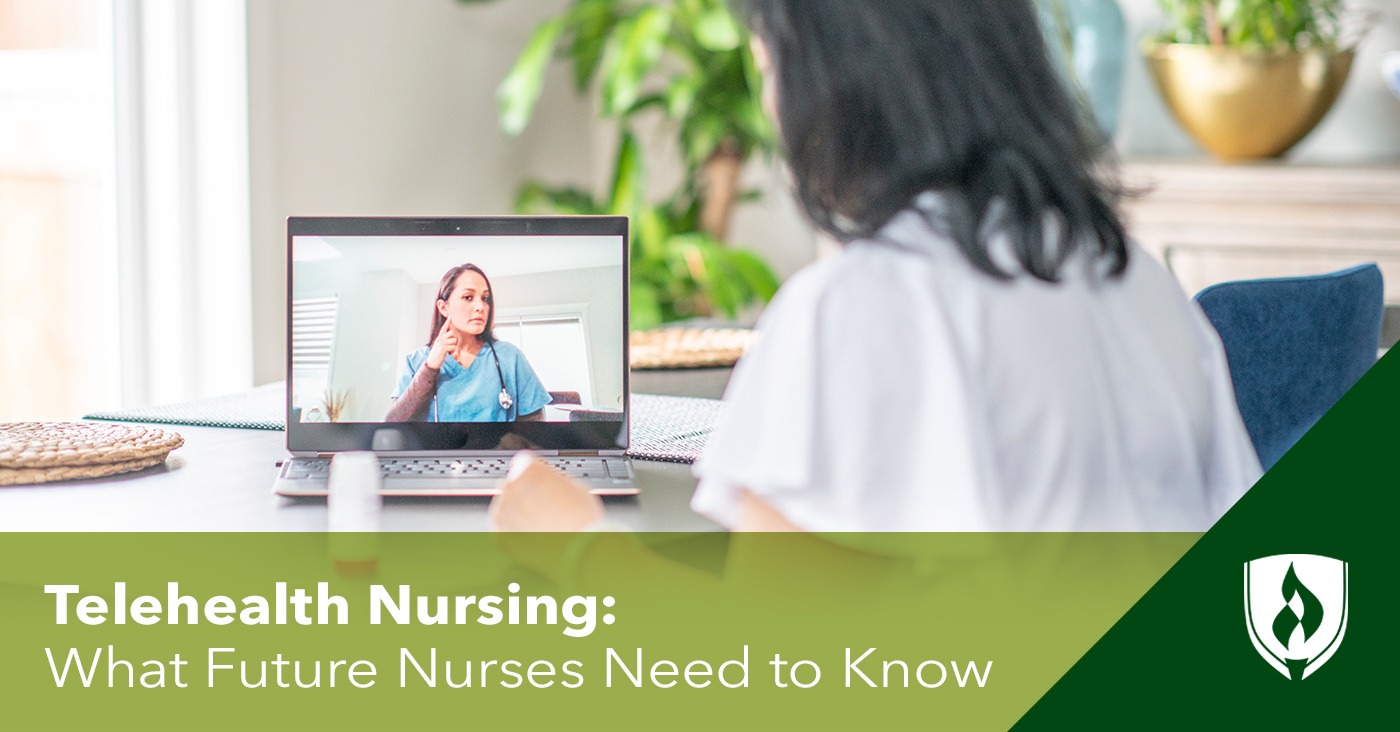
[749,243,952,369]
[770,223,955,322]
[403,345,431,367]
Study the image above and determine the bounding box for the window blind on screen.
[291,296,338,369]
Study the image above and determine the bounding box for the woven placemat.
[0,455,173,486]
[630,328,756,370]
[0,422,184,486]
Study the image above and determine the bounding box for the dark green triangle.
[1013,346,1400,728]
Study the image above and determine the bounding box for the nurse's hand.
[425,320,458,370]
[490,453,603,533]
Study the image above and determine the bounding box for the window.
[0,0,253,419]
[493,313,595,408]
[119,0,253,407]
[0,0,117,420]
[291,295,338,422]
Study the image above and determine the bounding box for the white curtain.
[114,0,252,407]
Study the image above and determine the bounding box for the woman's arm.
[385,363,439,422]
[490,456,890,596]
[516,409,545,422]
[489,455,721,595]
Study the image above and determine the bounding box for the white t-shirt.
[691,205,1261,532]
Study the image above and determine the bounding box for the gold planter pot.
[1144,44,1354,161]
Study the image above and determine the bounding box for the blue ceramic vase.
[1038,0,1128,137]
[1066,0,1127,136]
[1384,51,1400,102]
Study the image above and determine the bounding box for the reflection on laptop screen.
[290,233,625,426]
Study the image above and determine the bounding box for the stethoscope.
[430,341,513,420]
[488,341,514,411]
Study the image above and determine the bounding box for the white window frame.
[493,303,596,404]
[113,0,252,407]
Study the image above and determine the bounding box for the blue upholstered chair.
[1194,264,1384,471]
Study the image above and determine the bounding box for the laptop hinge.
[557,450,601,457]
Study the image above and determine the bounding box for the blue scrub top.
[393,340,551,422]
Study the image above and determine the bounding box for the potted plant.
[1144,0,1362,160]
[468,0,780,330]
[322,388,350,423]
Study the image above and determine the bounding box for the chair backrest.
[568,409,620,423]
[548,391,582,406]
[1194,263,1383,471]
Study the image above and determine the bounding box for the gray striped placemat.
[627,394,723,464]
[84,383,287,431]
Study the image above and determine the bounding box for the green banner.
[2,531,1193,729]
[1015,349,1400,728]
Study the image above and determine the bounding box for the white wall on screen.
[292,258,417,423]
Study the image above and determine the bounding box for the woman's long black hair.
[741,0,1129,281]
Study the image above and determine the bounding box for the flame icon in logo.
[1245,554,1348,680]
[1272,563,1323,651]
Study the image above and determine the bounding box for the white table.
[0,424,719,532]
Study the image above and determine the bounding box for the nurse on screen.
[386,263,550,422]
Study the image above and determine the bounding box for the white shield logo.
[1244,554,1348,680]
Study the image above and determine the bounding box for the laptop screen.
[286,217,629,453]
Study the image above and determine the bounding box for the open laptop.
[272,216,638,497]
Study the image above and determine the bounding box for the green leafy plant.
[1154,0,1344,49]
[467,0,780,330]
[511,131,778,329]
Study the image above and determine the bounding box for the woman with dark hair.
[387,264,550,422]
[492,0,1259,532]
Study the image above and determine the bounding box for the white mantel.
[1122,159,1400,302]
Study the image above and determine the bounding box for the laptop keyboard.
[282,456,631,481]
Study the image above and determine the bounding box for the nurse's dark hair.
[738,0,1129,280]
[429,263,495,345]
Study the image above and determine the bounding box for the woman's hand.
[490,453,603,532]
[489,453,606,579]
[425,319,458,370]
